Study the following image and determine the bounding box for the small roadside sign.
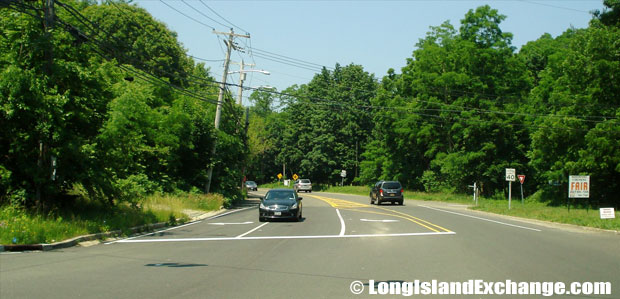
[505,168,516,209]
[505,168,516,181]
[341,170,347,178]
[600,208,615,219]
[277,173,282,180]
[568,175,590,198]
[292,174,298,181]
[518,175,525,184]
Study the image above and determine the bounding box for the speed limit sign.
[505,168,516,182]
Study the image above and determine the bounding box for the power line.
[251,47,333,71]
[54,1,229,107]
[252,52,324,72]
[199,0,249,34]
[181,0,229,29]
[158,0,215,30]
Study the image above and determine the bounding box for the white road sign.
[569,175,590,198]
[599,208,615,219]
[505,168,516,182]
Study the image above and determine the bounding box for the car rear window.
[265,191,295,200]
[382,182,401,189]
[300,179,311,183]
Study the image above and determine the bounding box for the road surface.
[1,190,618,298]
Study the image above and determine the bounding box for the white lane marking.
[360,219,399,223]
[336,209,346,236]
[236,222,269,238]
[105,206,257,244]
[208,206,257,220]
[116,231,455,243]
[419,205,542,232]
[209,221,253,225]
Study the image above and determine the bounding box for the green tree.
[276,65,377,184]
[361,6,531,194]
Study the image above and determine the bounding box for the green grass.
[259,182,293,189]
[0,192,224,245]
[472,198,620,231]
[322,185,369,196]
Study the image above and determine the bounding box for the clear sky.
[133,0,605,105]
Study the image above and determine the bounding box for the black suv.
[370,181,404,205]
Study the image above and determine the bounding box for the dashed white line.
[236,222,269,238]
[209,221,254,225]
[105,206,257,245]
[419,205,542,232]
[360,219,399,223]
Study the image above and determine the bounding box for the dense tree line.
[1,1,245,208]
[246,3,619,207]
[2,1,618,210]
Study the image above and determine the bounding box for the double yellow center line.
[308,194,452,233]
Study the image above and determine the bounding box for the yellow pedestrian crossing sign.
[277,173,282,180]
[293,174,299,180]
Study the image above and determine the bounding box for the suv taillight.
[380,189,383,196]
[401,188,404,193]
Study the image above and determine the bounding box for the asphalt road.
[1,190,618,298]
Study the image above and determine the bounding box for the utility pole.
[240,107,249,191]
[36,0,55,206]
[205,29,249,194]
[235,60,254,106]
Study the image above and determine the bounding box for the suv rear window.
[382,182,401,189]
[300,179,311,183]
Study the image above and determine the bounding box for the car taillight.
[401,188,404,193]
[380,189,383,195]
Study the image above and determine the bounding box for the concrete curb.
[0,206,245,253]
[1,222,168,252]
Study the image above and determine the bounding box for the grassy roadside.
[315,185,620,231]
[0,192,224,245]
[472,199,620,231]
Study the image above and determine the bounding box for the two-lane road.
[2,190,618,298]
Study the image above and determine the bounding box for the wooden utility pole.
[37,0,55,206]
[205,29,249,194]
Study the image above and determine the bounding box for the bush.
[114,174,158,208]
[420,170,440,192]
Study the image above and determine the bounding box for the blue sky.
[133,0,605,105]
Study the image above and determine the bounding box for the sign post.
[518,175,525,204]
[506,168,516,209]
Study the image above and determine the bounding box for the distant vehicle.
[370,181,404,205]
[294,179,312,193]
[245,180,258,191]
[259,189,303,222]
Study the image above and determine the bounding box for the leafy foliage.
[1,1,243,208]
